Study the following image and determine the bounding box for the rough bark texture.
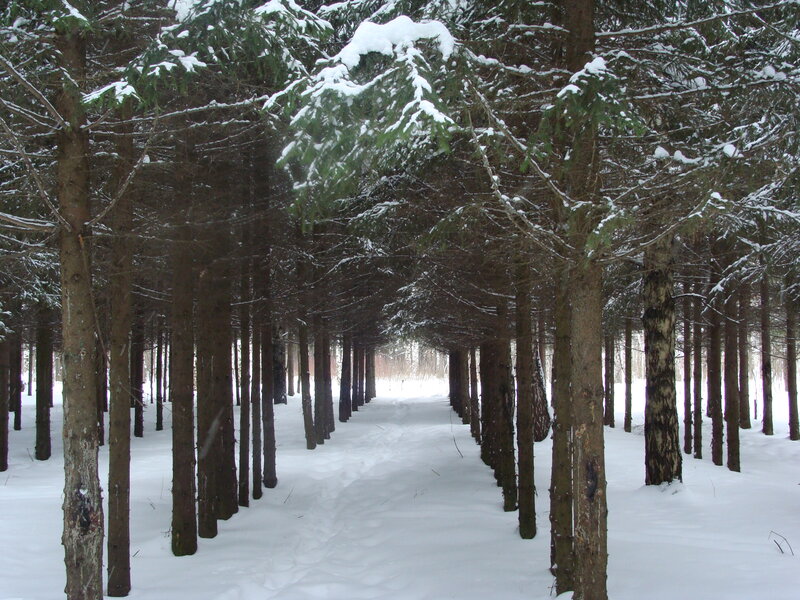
[707,289,724,466]
[155,321,164,431]
[724,293,741,471]
[287,336,295,397]
[515,263,536,539]
[469,347,480,442]
[273,330,287,405]
[130,311,145,439]
[238,265,251,508]
[56,26,103,600]
[339,334,352,422]
[643,235,682,485]
[251,315,262,500]
[107,101,134,597]
[323,329,335,435]
[683,285,692,455]
[297,250,315,449]
[366,347,377,401]
[313,315,326,444]
[760,270,773,435]
[603,333,615,427]
[550,276,573,592]
[0,340,8,472]
[261,276,278,488]
[170,130,197,556]
[787,292,799,441]
[10,334,22,432]
[738,286,751,429]
[35,309,52,461]
[692,281,703,459]
[624,317,632,433]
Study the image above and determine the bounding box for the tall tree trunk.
[603,333,614,427]
[238,265,251,508]
[683,284,692,455]
[155,319,164,431]
[107,100,134,597]
[130,310,144,439]
[36,309,53,461]
[262,306,278,488]
[56,26,103,599]
[643,235,682,485]
[787,290,799,441]
[738,285,751,429]
[287,336,295,397]
[515,261,536,539]
[724,292,741,471]
[313,315,326,444]
[96,343,106,446]
[469,347,480,442]
[323,327,334,435]
[538,310,548,391]
[366,347,376,401]
[339,334,352,422]
[251,311,262,500]
[273,329,287,405]
[707,287,724,467]
[170,126,197,556]
[458,348,469,426]
[550,275,573,592]
[297,245,315,448]
[760,268,773,435]
[692,281,703,459]
[27,341,33,398]
[624,317,632,433]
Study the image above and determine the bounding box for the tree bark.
[515,261,536,538]
[760,269,773,435]
[724,292,740,471]
[787,290,798,441]
[738,285,751,429]
[0,339,9,472]
[339,334,352,422]
[130,310,144,439]
[56,26,103,599]
[238,264,251,508]
[155,319,164,431]
[35,308,52,461]
[170,126,197,556]
[251,311,262,500]
[261,267,278,488]
[643,235,682,485]
[273,329,287,405]
[323,327,335,435]
[603,333,615,427]
[469,347,480,442]
[624,317,632,433]
[707,287,724,467]
[692,281,703,459]
[10,333,22,432]
[313,315,326,444]
[297,245,315,448]
[683,284,692,455]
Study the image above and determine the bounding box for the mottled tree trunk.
[170,129,197,556]
[624,317,632,433]
[56,26,103,600]
[251,314,262,500]
[155,320,164,431]
[550,276,573,592]
[515,262,536,538]
[238,265,251,508]
[0,339,8,472]
[738,286,751,429]
[760,269,773,435]
[724,293,740,471]
[643,235,682,485]
[297,250,315,449]
[339,334,352,422]
[366,347,376,401]
[273,329,287,405]
[692,282,703,459]
[683,285,692,455]
[261,275,278,488]
[130,310,144,439]
[603,333,615,427]
[707,289,724,467]
[787,291,798,441]
[35,309,52,461]
[313,316,326,444]
[287,336,295,397]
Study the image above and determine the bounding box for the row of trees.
[1,1,798,600]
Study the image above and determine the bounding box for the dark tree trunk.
[643,235,682,485]
[313,315,326,444]
[170,128,197,556]
[238,265,251,508]
[692,281,703,459]
[261,306,278,488]
[724,293,740,471]
[624,317,632,433]
[603,333,615,427]
[469,347,480,442]
[550,276,573,593]
[35,309,53,461]
[287,336,295,397]
[10,333,22,431]
[27,341,33,398]
[515,262,536,539]
[449,350,460,416]
[707,288,724,466]
[354,343,365,410]
[683,284,692,455]
[366,347,376,401]
[738,286,751,429]
[156,319,164,432]
[297,247,316,448]
[538,310,548,390]
[96,344,106,447]
[787,291,799,441]
[339,334,352,422]
[273,327,287,404]
[323,328,334,435]
[55,27,103,599]
[107,100,134,596]
[130,310,144,439]
[760,269,773,435]
[251,313,262,500]
[458,349,469,426]
[0,339,8,472]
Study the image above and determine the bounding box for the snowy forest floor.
[1,378,800,600]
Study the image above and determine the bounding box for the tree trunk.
[760,268,773,435]
[287,335,295,397]
[36,308,53,461]
[339,334,352,422]
[469,347,480,442]
[515,262,536,539]
[170,127,197,556]
[273,329,287,405]
[107,100,134,596]
[297,245,315,448]
[366,347,376,401]
[724,293,740,471]
[155,319,164,431]
[738,285,751,429]
[238,264,251,508]
[643,235,682,485]
[550,275,573,592]
[10,333,22,431]
[130,310,144,439]
[251,311,262,500]
[0,339,8,472]
[787,290,799,441]
[683,284,692,455]
[692,281,703,459]
[56,26,103,599]
[313,315,326,444]
[603,333,615,427]
[323,327,335,435]
[624,317,632,433]
[707,287,724,467]
[261,264,278,488]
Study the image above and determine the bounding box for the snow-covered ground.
[1,377,799,599]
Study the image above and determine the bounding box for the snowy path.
[2,379,800,599]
